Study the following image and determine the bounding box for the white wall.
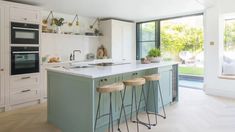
[204,0,235,98]
[41,11,100,61]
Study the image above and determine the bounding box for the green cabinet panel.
[158,66,173,109]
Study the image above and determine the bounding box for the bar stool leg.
[94,93,102,132]
[130,88,134,122]
[109,93,114,132]
[133,85,151,129]
[117,87,129,132]
[141,85,151,128]
[134,88,140,132]
[152,81,158,125]
[158,80,166,119]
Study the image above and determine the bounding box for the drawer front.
[10,75,40,89]
[10,7,39,23]
[95,76,117,88]
[122,70,146,80]
[10,87,40,105]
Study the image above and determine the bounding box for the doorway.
[160,15,204,89]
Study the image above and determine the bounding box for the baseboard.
[5,100,40,111]
[204,88,235,99]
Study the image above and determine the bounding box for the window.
[136,21,160,59]
[224,19,235,56]
[223,19,235,75]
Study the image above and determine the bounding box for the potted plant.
[51,18,65,33]
[147,48,161,63]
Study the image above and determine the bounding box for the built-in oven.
[11,47,39,75]
[11,22,39,44]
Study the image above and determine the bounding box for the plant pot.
[147,56,161,63]
[57,26,62,34]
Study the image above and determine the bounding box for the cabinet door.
[158,66,173,108]
[0,5,4,106]
[10,7,40,23]
[112,20,134,61]
[122,23,134,61]
[111,20,123,61]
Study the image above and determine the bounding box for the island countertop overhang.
[46,61,178,79]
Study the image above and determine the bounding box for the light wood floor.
[0,88,235,132]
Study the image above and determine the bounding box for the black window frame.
[136,13,204,60]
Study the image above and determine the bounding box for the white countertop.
[47,61,178,79]
[41,59,113,67]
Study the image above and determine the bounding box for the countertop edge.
[47,61,179,79]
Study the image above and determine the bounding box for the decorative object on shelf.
[42,11,64,33]
[147,48,162,63]
[68,14,79,27]
[52,18,65,34]
[42,55,50,63]
[97,45,108,59]
[86,53,95,60]
[42,11,54,33]
[141,58,151,64]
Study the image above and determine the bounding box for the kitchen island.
[47,61,179,132]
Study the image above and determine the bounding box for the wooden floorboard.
[0,88,235,132]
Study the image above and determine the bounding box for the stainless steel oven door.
[11,47,39,75]
[11,22,39,44]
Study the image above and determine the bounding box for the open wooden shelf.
[41,32,102,38]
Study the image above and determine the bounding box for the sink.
[89,62,130,66]
[71,65,91,68]
[89,62,114,66]
[63,65,94,70]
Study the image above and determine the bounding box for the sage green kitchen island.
[47,61,178,132]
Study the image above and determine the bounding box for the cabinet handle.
[21,77,31,80]
[23,18,27,21]
[21,89,31,93]
[104,78,108,82]
[0,69,3,71]
[132,73,138,75]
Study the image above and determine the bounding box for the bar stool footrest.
[132,119,151,129]
[147,111,166,119]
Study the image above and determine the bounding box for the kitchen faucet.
[70,50,81,61]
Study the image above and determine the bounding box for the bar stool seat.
[143,74,160,81]
[123,78,146,86]
[95,82,129,132]
[97,83,124,93]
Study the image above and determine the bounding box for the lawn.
[179,66,204,76]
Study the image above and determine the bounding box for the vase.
[57,26,62,34]
[148,57,161,63]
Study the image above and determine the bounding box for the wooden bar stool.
[143,74,166,127]
[118,78,151,132]
[94,82,129,132]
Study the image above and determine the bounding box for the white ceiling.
[7,0,210,21]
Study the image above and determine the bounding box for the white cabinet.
[99,19,136,61]
[10,6,40,23]
[10,74,41,105]
[0,5,4,107]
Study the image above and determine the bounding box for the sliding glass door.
[137,14,204,89]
